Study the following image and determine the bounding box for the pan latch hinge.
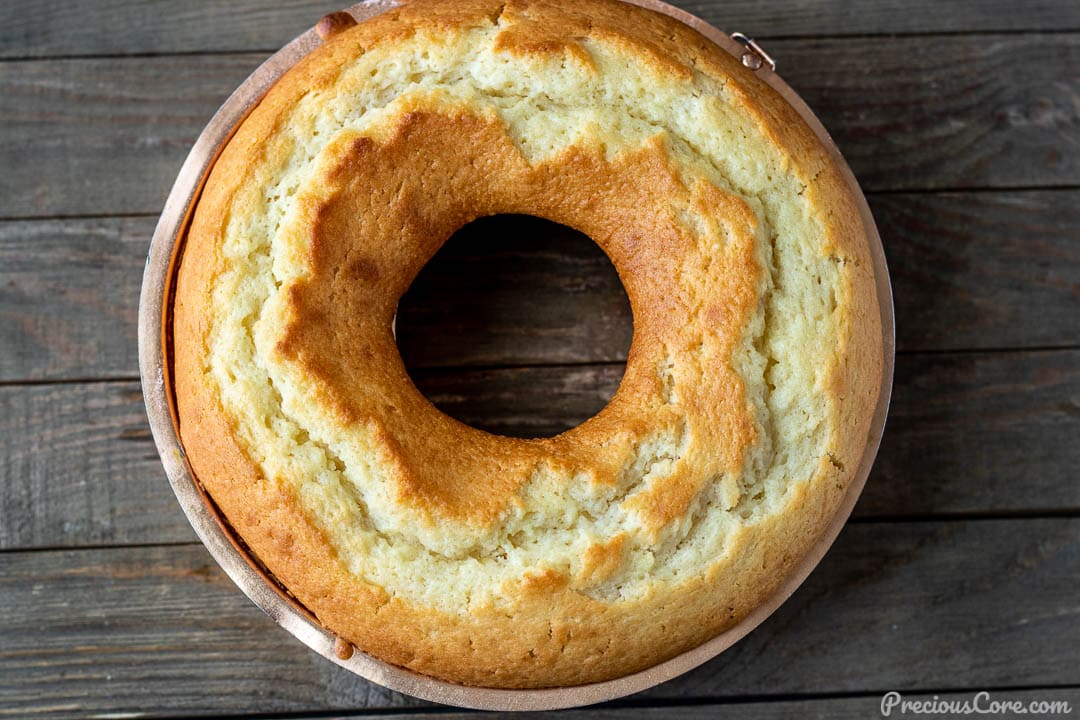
[730,32,776,72]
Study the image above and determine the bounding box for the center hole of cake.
[396,214,633,439]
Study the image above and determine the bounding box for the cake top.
[173,0,883,688]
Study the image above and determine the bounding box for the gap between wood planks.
[1,523,1076,712]
[3,187,1080,380]
[3,185,1080,225]
[101,686,1080,720]
[5,496,1080,559]
[2,347,1077,553]
[2,31,1080,217]
[2,349,1079,551]
[1,27,1080,64]
[3,340,1080,391]
[2,0,1079,61]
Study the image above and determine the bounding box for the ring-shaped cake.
[173,0,883,688]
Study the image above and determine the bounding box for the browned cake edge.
[172,0,883,688]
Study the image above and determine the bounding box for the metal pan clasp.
[730,32,776,72]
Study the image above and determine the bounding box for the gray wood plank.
[680,0,1080,38]
[775,33,1080,192]
[2,350,1077,551]
[395,214,633,370]
[0,216,146,382]
[0,382,196,550]
[856,349,1080,519]
[2,191,1078,383]
[414,349,1080,519]
[1,34,1078,218]
[876,190,1080,353]
[0,0,346,59]
[1,0,1076,60]
[0,543,422,717]
[0,54,254,219]
[398,192,1080,362]
[274,688,1080,720]
[1,519,1076,716]
[413,363,627,439]
[641,518,1080,702]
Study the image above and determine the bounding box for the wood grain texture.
[0,1,1073,717]
[272,688,1080,720]
[0,382,195,550]
[0,544,423,717]
[2,0,1077,60]
[2,191,1078,382]
[857,349,1080,518]
[0,54,253,219]
[2,349,1076,551]
[639,519,1080,702]
[414,350,1080,519]
[0,0,346,58]
[1,519,1076,716]
[398,192,1080,360]
[680,1,1080,38]
[774,34,1080,192]
[2,35,1079,218]
[412,364,627,439]
[395,214,633,370]
[417,349,1080,517]
[0,216,146,381]
[876,191,1080,352]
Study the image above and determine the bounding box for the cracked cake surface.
[173,0,883,688]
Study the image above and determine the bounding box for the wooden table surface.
[2,1,1079,718]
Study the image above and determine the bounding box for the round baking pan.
[138,0,896,710]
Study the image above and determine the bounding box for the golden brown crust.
[276,109,756,529]
[173,0,883,688]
